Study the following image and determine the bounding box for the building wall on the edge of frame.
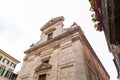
[82,35,110,80]
[0,49,20,80]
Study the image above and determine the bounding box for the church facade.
[17,16,109,80]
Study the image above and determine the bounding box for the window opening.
[48,33,53,40]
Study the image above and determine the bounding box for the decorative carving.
[71,22,78,28]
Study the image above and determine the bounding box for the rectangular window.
[0,55,3,60]
[10,62,16,68]
[43,60,49,64]
[39,74,46,80]
[4,70,12,79]
[0,66,2,72]
[3,58,10,65]
[48,33,53,40]
[0,66,6,76]
[9,72,14,79]
[4,70,9,77]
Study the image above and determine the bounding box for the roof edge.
[40,16,64,31]
[0,49,20,63]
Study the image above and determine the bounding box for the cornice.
[35,63,52,72]
[0,49,20,63]
[44,27,56,34]
[24,26,82,54]
[40,16,64,31]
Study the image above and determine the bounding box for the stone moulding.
[59,58,76,66]
[60,43,72,50]
[40,49,53,57]
[24,26,82,54]
[35,63,52,72]
[44,28,56,34]
[59,63,74,69]
[41,56,51,61]
[40,16,64,31]
[19,73,30,79]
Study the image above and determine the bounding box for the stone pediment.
[40,16,64,31]
[35,63,52,72]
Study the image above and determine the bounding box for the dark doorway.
[39,74,46,80]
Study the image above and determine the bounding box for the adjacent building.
[89,0,120,79]
[17,16,109,80]
[0,49,20,80]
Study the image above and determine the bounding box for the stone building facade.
[17,16,110,80]
[0,49,20,80]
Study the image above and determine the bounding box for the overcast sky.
[0,0,117,80]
